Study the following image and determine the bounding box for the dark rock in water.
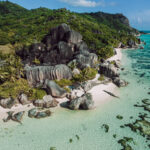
[0,97,16,109]
[28,108,39,118]
[100,62,119,79]
[113,77,128,87]
[140,46,144,49]
[102,124,109,133]
[12,111,25,123]
[140,73,145,77]
[142,99,150,105]
[44,80,67,98]
[35,110,51,119]
[18,94,30,105]
[33,95,59,108]
[116,115,123,120]
[3,111,14,122]
[67,93,94,110]
[25,64,72,86]
[3,111,25,123]
[103,90,119,98]
[28,108,51,119]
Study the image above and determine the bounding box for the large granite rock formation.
[100,62,119,79]
[67,93,94,110]
[44,80,67,98]
[18,23,98,87]
[25,64,72,86]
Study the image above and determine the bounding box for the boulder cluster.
[17,23,98,86]
[100,60,128,87]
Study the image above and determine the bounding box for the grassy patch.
[0,78,46,100]
[73,67,97,82]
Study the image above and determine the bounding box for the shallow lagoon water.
[0,34,150,150]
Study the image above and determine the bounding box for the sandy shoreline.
[0,48,122,121]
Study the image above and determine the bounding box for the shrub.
[55,79,73,87]
[73,67,97,82]
[0,78,46,100]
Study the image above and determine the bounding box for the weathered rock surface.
[28,108,51,119]
[12,111,25,123]
[25,64,72,86]
[0,97,16,109]
[33,95,58,108]
[44,80,67,98]
[113,77,128,87]
[18,94,30,105]
[3,111,25,123]
[67,93,94,110]
[75,52,98,69]
[100,62,119,79]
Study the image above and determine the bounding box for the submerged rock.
[44,80,67,98]
[28,108,39,118]
[12,111,25,123]
[3,111,25,123]
[67,93,94,110]
[35,110,51,119]
[28,108,51,119]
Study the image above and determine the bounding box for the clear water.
[0,34,150,150]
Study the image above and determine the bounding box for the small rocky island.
[0,23,138,123]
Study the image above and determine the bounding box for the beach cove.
[0,34,150,150]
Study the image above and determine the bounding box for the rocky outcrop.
[75,52,98,69]
[44,80,67,98]
[113,77,128,87]
[0,97,16,109]
[12,111,25,123]
[25,64,72,86]
[33,95,58,108]
[100,62,119,79]
[18,94,30,105]
[28,108,51,119]
[18,23,98,67]
[67,93,94,110]
[3,111,25,123]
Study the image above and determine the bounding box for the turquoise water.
[0,34,150,150]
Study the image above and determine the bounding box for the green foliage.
[0,1,139,59]
[0,53,23,83]
[33,58,40,65]
[73,67,97,82]
[0,78,46,100]
[55,79,73,87]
